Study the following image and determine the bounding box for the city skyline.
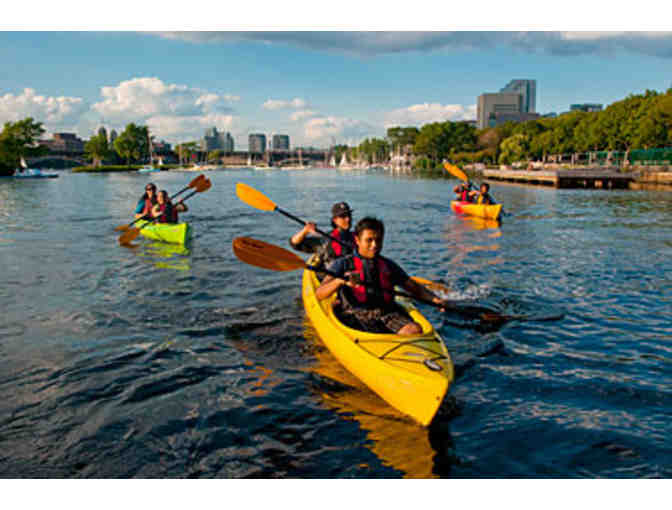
[2,30,672,149]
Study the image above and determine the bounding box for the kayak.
[135,220,191,245]
[451,200,502,220]
[302,256,454,426]
[1,170,58,179]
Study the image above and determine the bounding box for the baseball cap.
[331,202,353,217]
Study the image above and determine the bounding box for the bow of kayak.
[302,257,454,426]
[451,200,502,220]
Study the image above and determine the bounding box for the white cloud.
[290,110,319,121]
[152,31,672,58]
[384,103,477,127]
[263,97,307,110]
[92,77,236,121]
[0,88,88,129]
[303,116,379,146]
[146,113,237,142]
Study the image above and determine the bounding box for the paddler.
[151,190,188,224]
[315,217,448,336]
[475,182,496,205]
[134,182,157,219]
[289,201,355,268]
[453,182,474,202]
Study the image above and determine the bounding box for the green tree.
[113,123,149,165]
[0,117,47,175]
[85,132,110,167]
[498,134,529,164]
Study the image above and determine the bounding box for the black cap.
[331,202,353,217]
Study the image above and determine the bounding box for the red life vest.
[156,203,178,223]
[460,188,470,202]
[330,228,344,256]
[351,254,394,305]
[328,228,354,259]
[141,197,154,216]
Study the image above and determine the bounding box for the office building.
[477,93,522,129]
[249,133,266,154]
[500,79,537,113]
[203,127,234,152]
[272,134,290,151]
[570,103,603,113]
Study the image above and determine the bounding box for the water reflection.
[132,241,192,271]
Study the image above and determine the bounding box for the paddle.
[118,178,211,245]
[232,236,528,323]
[235,182,448,292]
[236,182,344,246]
[115,174,207,232]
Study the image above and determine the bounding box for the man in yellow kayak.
[474,182,496,205]
[315,217,448,335]
[289,201,355,268]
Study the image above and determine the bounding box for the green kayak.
[135,220,192,245]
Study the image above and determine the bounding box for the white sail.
[20,157,28,169]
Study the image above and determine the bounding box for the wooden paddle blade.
[443,162,468,182]
[194,178,212,192]
[236,183,277,212]
[114,225,130,232]
[232,237,306,272]
[119,227,141,245]
[189,174,206,187]
[410,276,451,294]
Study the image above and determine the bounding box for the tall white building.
[500,79,537,113]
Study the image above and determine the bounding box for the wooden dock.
[482,168,638,189]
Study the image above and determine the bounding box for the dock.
[482,167,637,189]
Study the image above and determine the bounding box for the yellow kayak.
[302,256,454,426]
[451,200,502,220]
[135,220,191,245]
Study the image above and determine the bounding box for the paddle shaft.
[307,263,497,318]
[276,206,353,248]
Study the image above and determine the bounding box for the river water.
[1,168,671,478]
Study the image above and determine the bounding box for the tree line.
[345,87,672,168]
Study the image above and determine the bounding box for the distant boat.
[5,156,59,179]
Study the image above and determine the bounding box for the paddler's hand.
[303,222,317,234]
[433,297,453,313]
[343,271,362,288]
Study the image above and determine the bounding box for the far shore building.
[570,103,603,113]
[272,134,290,151]
[249,133,267,154]
[477,79,538,129]
[203,127,234,152]
[500,79,537,113]
[477,93,522,129]
[38,133,85,153]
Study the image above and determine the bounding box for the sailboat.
[339,151,355,170]
[4,156,58,179]
[139,130,161,173]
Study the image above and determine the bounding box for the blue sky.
[1,24,671,149]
